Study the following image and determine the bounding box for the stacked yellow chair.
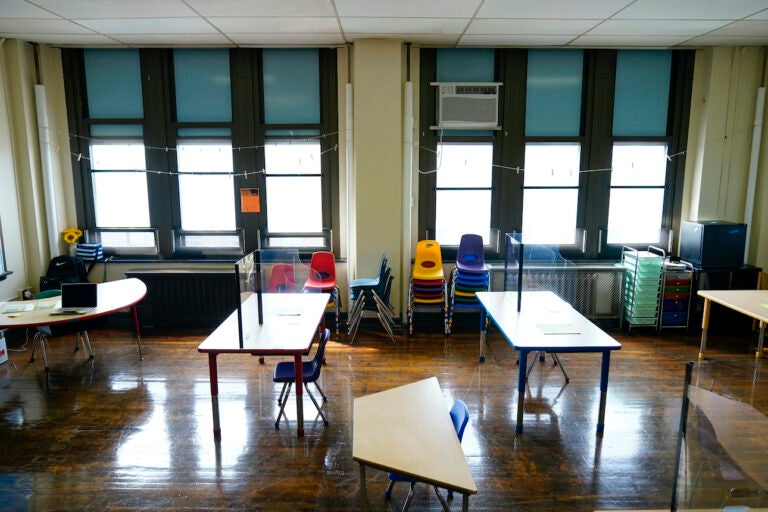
[407,240,448,335]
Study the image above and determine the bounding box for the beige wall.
[682,47,768,269]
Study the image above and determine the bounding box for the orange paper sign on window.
[240,188,261,213]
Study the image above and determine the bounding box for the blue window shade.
[177,127,232,138]
[263,49,320,125]
[90,124,143,137]
[526,50,583,137]
[174,49,232,123]
[436,48,494,82]
[84,49,143,119]
[613,51,671,136]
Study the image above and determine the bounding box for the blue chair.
[273,328,331,429]
[385,399,470,511]
[448,234,490,335]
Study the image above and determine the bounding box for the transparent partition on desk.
[503,233,575,309]
[672,359,768,511]
[234,249,303,347]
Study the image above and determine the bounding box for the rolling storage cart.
[622,246,664,333]
[659,259,693,330]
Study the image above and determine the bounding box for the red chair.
[268,263,296,293]
[303,251,340,334]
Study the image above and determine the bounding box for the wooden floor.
[0,316,764,511]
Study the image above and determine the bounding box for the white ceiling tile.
[210,17,339,34]
[0,19,95,34]
[334,0,481,18]
[184,0,336,17]
[572,34,690,47]
[230,33,345,46]
[29,0,198,19]
[477,0,633,19]
[706,20,768,36]
[0,0,60,18]
[680,34,768,46]
[346,33,460,45]
[341,17,467,34]
[588,19,730,36]
[2,33,121,45]
[459,34,577,46]
[614,0,768,20]
[113,33,233,45]
[466,19,601,35]
[74,18,218,34]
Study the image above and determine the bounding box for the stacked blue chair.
[347,253,396,344]
[407,240,448,335]
[448,234,490,335]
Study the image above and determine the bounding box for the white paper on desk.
[537,323,580,335]
[1,303,35,314]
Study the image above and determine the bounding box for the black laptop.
[50,282,98,315]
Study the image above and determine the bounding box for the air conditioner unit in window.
[431,82,502,130]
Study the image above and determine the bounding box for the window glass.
[607,143,668,244]
[522,143,581,245]
[263,49,320,125]
[173,49,232,123]
[90,143,150,228]
[84,49,143,119]
[434,142,493,245]
[264,141,322,234]
[613,50,671,136]
[176,142,235,232]
[526,50,583,137]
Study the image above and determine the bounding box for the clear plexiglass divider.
[673,359,768,511]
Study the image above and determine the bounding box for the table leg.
[516,350,527,434]
[208,353,221,441]
[699,298,711,359]
[359,463,368,512]
[479,308,487,362]
[294,354,305,437]
[462,493,469,512]
[757,321,766,358]
[597,351,611,435]
[131,305,144,360]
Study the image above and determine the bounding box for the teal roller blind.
[174,49,232,123]
[613,50,671,136]
[526,50,583,137]
[263,49,320,125]
[84,49,143,119]
[436,48,494,82]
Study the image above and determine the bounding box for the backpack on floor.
[39,255,89,291]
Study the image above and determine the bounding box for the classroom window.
[522,143,581,245]
[64,48,338,258]
[264,140,323,247]
[434,142,493,246]
[607,143,668,244]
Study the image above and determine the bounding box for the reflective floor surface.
[0,318,763,511]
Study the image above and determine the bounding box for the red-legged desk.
[197,292,329,440]
[476,291,622,435]
[353,377,477,512]
[0,278,147,359]
[697,289,768,358]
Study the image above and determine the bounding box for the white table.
[353,377,477,511]
[0,278,148,360]
[476,291,622,434]
[197,292,329,440]
[696,289,768,358]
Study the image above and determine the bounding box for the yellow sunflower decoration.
[61,228,83,244]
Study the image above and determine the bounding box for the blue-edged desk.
[197,292,329,440]
[476,291,622,435]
